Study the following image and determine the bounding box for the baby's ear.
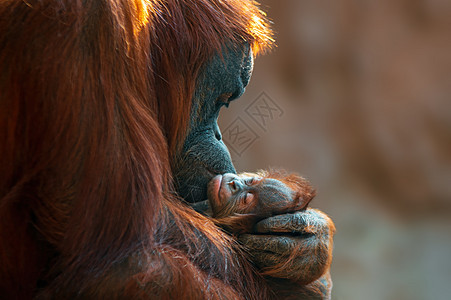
[282,172,316,205]
[257,168,316,205]
[293,188,315,208]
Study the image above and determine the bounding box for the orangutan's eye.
[245,178,254,185]
[216,93,233,108]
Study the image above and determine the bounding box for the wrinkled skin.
[240,209,334,283]
[173,45,252,202]
[207,172,312,219]
[173,44,334,298]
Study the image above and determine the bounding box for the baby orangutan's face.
[207,173,311,219]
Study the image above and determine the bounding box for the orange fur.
[0,0,272,298]
[213,169,316,233]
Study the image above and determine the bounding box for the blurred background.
[218,1,451,299]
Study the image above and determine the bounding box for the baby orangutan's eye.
[244,178,254,185]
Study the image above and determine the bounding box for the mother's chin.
[173,126,236,203]
[173,166,213,202]
[173,157,234,203]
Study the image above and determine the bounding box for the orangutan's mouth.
[207,174,223,205]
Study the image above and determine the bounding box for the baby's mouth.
[207,174,223,205]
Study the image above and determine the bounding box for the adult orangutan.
[0,0,334,299]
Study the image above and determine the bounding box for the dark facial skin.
[207,173,310,220]
[173,44,253,202]
[174,44,334,296]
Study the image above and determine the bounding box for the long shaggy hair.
[0,0,272,298]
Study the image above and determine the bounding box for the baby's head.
[207,169,315,224]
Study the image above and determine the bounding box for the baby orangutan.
[206,169,316,233]
[187,169,334,299]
